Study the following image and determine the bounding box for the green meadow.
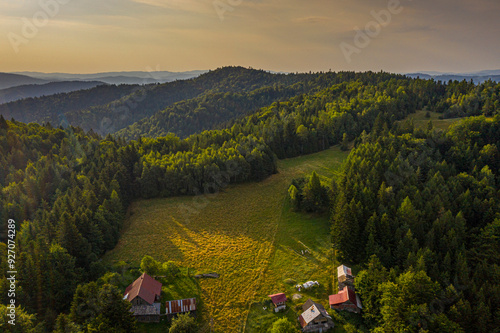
[104,146,349,332]
[403,110,462,131]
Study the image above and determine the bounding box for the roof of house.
[299,304,322,328]
[337,265,353,278]
[299,299,332,328]
[124,273,162,305]
[329,287,358,307]
[268,293,287,305]
[165,298,197,315]
[302,299,315,312]
[302,299,327,314]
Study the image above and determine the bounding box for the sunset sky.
[1,0,499,74]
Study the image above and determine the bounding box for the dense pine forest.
[0,67,499,332]
[333,117,500,332]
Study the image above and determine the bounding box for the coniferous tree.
[341,133,349,151]
[0,115,8,130]
[302,171,328,212]
[356,255,388,327]
[288,184,300,210]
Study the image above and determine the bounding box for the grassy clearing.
[403,110,462,131]
[246,302,298,332]
[243,198,338,333]
[103,146,348,332]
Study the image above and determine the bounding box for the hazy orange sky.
[1,0,499,74]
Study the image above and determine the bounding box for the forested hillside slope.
[118,70,500,143]
[0,67,315,135]
[332,117,500,332]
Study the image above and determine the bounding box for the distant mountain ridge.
[0,70,208,105]
[0,81,104,104]
[0,84,140,125]
[409,70,500,76]
[10,70,208,85]
[406,69,500,83]
[0,73,49,90]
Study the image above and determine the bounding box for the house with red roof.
[329,286,362,313]
[268,293,287,312]
[124,273,162,322]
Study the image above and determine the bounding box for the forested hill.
[332,117,500,332]
[114,70,414,141]
[2,67,498,141]
[65,67,319,136]
[0,67,316,136]
[0,71,499,332]
[117,71,500,142]
[1,67,415,138]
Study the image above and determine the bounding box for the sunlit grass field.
[103,146,349,332]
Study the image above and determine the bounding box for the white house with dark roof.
[298,299,335,332]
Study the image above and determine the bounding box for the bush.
[270,317,300,333]
[140,255,161,276]
[141,256,181,278]
[163,261,181,278]
[169,313,198,333]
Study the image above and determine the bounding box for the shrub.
[169,313,198,333]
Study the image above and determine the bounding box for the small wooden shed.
[165,298,197,319]
[268,293,287,312]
